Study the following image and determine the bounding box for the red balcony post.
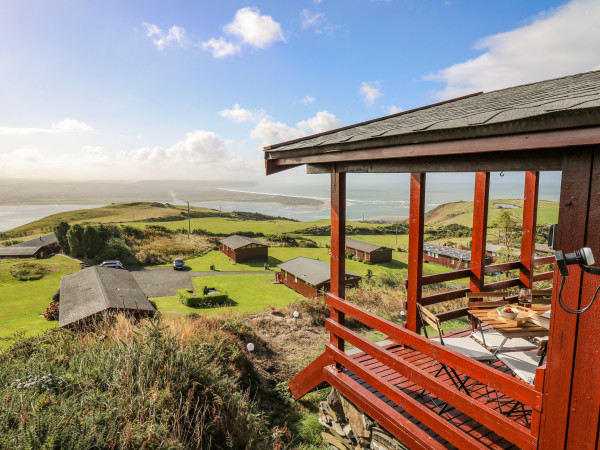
[519,171,539,288]
[471,172,490,292]
[330,171,346,352]
[407,173,426,332]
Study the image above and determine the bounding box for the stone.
[322,431,351,450]
[327,389,346,422]
[370,428,409,450]
[340,395,372,440]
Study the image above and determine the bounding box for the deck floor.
[345,326,533,449]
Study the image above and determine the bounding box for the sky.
[1,0,600,185]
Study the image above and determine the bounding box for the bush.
[44,300,59,321]
[9,262,48,281]
[177,289,229,307]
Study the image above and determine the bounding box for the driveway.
[129,267,271,297]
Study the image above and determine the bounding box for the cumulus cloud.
[143,23,186,51]
[250,110,342,148]
[201,7,284,58]
[218,104,264,123]
[359,81,383,106]
[0,119,93,136]
[298,95,316,105]
[426,0,600,99]
[387,105,403,114]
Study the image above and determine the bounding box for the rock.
[340,395,371,440]
[322,431,351,449]
[327,388,346,422]
[370,427,409,450]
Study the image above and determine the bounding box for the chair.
[417,304,496,413]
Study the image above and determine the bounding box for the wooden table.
[469,304,550,354]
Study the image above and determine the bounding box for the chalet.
[277,256,361,298]
[59,266,156,328]
[264,70,600,448]
[219,235,268,262]
[0,233,60,259]
[423,242,479,269]
[346,237,392,263]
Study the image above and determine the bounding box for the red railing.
[324,292,543,450]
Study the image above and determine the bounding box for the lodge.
[264,70,600,448]
[423,242,479,269]
[0,233,60,259]
[219,235,268,262]
[346,237,392,263]
[277,256,361,298]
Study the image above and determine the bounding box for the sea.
[0,172,561,232]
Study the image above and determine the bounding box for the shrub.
[177,289,229,307]
[44,300,59,321]
[291,296,329,326]
[9,262,48,281]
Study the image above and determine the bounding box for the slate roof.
[424,243,471,262]
[59,266,155,327]
[265,70,600,156]
[277,256,361,287]
[220,235,268,250]
[12,233,57,248]
[346,237,390,253]
[0,246,42,257]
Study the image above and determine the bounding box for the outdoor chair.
[417,304,497,414]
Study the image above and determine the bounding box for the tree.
[54,221,71,254]
[67,224,84,257]
[492,210,520,251]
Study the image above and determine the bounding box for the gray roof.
[59,266,155,327]
[220,235,268,250]
[265,70,600,155]
[0,246,42,257]
[277,256,361,287]
[424,243,471,262]
[346,237,390,253]
[12,233,57,248]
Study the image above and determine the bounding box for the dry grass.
[134,234,216,264]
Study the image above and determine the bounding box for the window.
[294,276,298,283]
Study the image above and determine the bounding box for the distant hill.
[424,199,559,227]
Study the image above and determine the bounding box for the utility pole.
[187,202,190,237]
[395,224,398,245]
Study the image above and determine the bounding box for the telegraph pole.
[187,202,190,237]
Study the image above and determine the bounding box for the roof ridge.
[482,69,600,97]
[94,267,111,310]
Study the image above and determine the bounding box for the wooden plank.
[326,295,542,408]
[466,292,509,299]
[413,268,472,287]
[471,172,490,292]
[323,366,444,450]
[484,261,520,274]
[530,364,546,439]
[325,345,489,450]
[265,159,299,175]
[483,278,521,291]
[566,146,600,448]
[539,149,594,449]
[421,288,470,306]
[270,126,600,166]
[330,172,346,353]
[519,171,540,288]
[325,320,538,450]
[532,271,553,282]
[534,256,555,266]
[407,173,426,332]
[435,307,469,322]
[287,351,332,400]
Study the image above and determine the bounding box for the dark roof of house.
[424,243,471,262]
[0,246,43,257]
[59,266,155,327]
[277,256,361,287]
[220,235,268,250]
[346,237,390,253]
[12,233,57,248]
[265,70,600,156]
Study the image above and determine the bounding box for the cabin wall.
[423,253,470,269]
[279,270,319,297]
[346,247,392,263]
[219,244,268,262]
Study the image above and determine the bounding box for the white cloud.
[0,119,93,136]
[298,95,316,105]
[218,104,264,123]
[359,81,383,106]
[143,23,186,51]
[224,7,285,48]
[201,38,241,58]
[426,0,600,99]
[387,105,403,114]
[300,9,325,29]
[296,111,342,134]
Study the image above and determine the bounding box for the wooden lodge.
[423,242,484,269]
[219,235,268,262]
[264,70,600,449]
[346,237,392,263]
[277,256,361,298]
[0,233,60,259]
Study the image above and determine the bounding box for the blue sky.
[1,0,599,183]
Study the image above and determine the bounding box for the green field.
[0,255,81,343]
[152,273,302,317]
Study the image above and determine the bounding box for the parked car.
[99,260,124,269]
[173,258,185,270]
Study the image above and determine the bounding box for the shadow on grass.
[375,258,408,270]
[188,298,239,309]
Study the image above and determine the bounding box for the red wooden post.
[519,171,539,288]
[539,150,593,448]
[330,171,346,353]
[407,172,426,332]
[470,172,490,292]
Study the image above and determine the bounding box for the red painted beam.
[471,172,490,292]
[407,173,426,332]
[330,172,346,353]
[519,171,539,288]
[287,351,332,400]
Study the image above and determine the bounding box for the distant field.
[0,255,80,345]
[151,273,301,317]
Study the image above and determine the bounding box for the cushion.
[432,337,496,361]
[471,331,537,351]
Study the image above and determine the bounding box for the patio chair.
[417,304,496,414]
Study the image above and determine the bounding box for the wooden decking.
[343,326,530,449]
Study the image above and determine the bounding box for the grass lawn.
[0,255,80,345]
[151,273,302,317]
